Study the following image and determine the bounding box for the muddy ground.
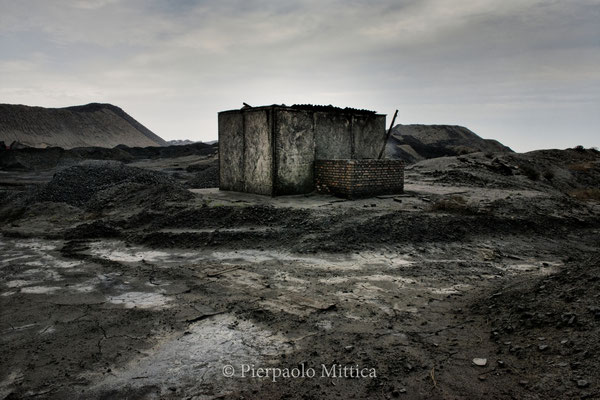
[1,148,599,399]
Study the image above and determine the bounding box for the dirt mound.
[386,124,512,163]
[65,220,121,239]
[0,102,166,149]
[409,147,600,196]
[504,147,600,193]
[0,142,218,171]
[88,180,194,211]
[37,161,192,208]
[473,251,600,398]
[146,204,311,230]
[186,164,219,188]
[290,104,377,115]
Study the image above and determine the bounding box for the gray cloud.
[1,0,598,150]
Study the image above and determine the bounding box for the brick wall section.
[314,159,404,198]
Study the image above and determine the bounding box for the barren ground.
[1,150,599,399]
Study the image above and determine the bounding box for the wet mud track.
[1,156,599,399]
[2,219,598,399]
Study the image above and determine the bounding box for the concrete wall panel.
[314,112,352,160]
[218,112,244,191]
[243,110,273,195]
[219,106,388,196]
[352,115,387,159]
[274,109,315,195]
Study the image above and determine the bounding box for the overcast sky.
[1,0,598,151]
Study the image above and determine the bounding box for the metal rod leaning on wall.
[378,109,398,159]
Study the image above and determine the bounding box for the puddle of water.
[106,291,171,309]
[20,286,62,294]
[500,262,560,276]
[95,249,171,263]
[316,320,333,330]
[319,274,415,287]
[86,240,415,275]
[89,313,291,398]
[5,280,34,288]
[393,305,419,313]
[88,241,173,263]
[159,226,277,234]
[70,283,97,293]
[48,260,85,269]
[23,261,45,267]
[363,274,416,285]
[430,284,470,295]
[319,276,350,284]
[15,241,58,251]
[209,249,363,270]
[1,255,35,264]
[20,268,62,281]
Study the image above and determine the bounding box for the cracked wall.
[218,106,387,196]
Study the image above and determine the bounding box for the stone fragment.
[472,358,487,367]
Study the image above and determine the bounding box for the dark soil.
[0,142,217,171]
[473,251,600,399]
[185,164,219,189]
[1,146,599,399]
[37,161,193,208]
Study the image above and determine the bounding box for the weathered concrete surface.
[274,110,315,195]
[353,114,387,159]
[314,112,352,160]
[243,110,272,196]
[218,112,244,192]
[218,106,387,195]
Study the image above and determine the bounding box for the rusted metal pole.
[378,109,398,159]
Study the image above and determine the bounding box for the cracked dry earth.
[1,178,599,398]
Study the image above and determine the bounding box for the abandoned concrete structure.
[218,104,404,197]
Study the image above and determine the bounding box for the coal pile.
[473,251,600,397]
[38,161,193,208]
[387,124,513,163]
[186,163,219,188]
[65,220,121,239]
[290,104,377,115]
[0,142,218,171]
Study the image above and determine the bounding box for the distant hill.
[166,139,218,146]
[166,139,198,146]
[0,142,218,171]
[385,124,512,163]
[0,103,167,149]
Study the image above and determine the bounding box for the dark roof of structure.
[290,104,377,115]
[219,103,382,116]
